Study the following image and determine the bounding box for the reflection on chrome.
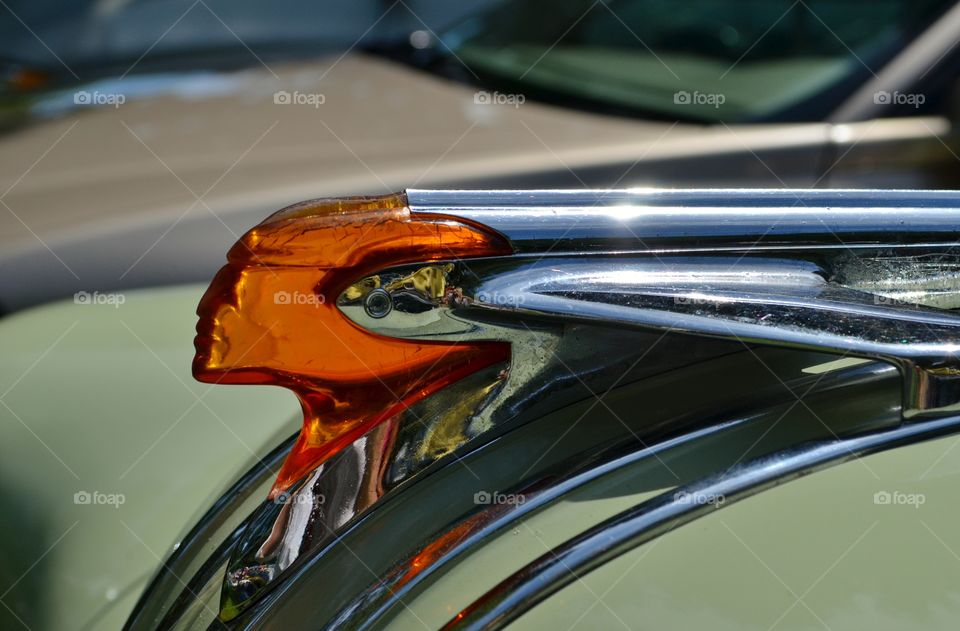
[443,411,960,630]
[343,254,960,419]
[220,362,519,619]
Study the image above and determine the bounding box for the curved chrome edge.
[122,434,296,631]
[443,412,960,630]
[275,360,898,631]
[321,417,748,630]
[408,189,960,253]
[303,361,896,631]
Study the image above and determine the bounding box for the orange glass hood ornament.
[193,192,511,498]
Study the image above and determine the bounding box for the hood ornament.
[193,192,511,498]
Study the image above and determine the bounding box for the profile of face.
[193,262,334,386]
[193,195,403,386]
[191,194,511,496]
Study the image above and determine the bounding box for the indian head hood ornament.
[192,192,511,498]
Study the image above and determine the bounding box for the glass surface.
[438,0,954,121]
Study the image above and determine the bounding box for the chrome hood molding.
[359,189,960,420]
[407,188,960,252]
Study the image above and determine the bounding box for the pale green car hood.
[0,284,299,631]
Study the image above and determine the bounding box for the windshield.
[0,0,490,77]
[435,0,955,122]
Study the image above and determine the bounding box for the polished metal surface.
[408,188,960,253]
[339,254,960,419]
[443,411,960,630]
[341,189,960,418]
[317,416,785,630]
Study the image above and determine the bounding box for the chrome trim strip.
[443,412,960,630]
[408,188,960,252]
[409,188,960,208]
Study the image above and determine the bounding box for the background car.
[1,0,960,313]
